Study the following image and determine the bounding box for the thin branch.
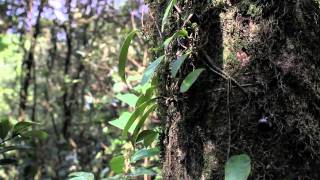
[202,51,249,97]
[149,11,163,40]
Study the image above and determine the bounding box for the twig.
[182,14,193,28]
[201,51,250,159]
[202,58,228,79]
[149,11,163,40]
[0,135,19,145]
[202,51,249,97]
[128,58,143,69]
[174,5,182,13]
[208,83,258,92]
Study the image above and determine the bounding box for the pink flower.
[236,50,251,67]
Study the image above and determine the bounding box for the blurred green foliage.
[0,34,22,113]
[0,0,163,179]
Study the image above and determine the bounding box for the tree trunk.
[150,0,320,179]
[19,0,44,120]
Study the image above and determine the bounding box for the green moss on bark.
[149,0,320,179]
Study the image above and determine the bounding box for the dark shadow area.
[179,4,225,179]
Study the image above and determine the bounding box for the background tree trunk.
[150,0,320,179]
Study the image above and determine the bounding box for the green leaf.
[135,86,156,108]
[163,29,188,49]
[0,37,8,51]
[12,121,38,136]
[161,0,177,32]
[0,118,12,140]
[110,155,125,174]
[68,172,94,180]
[176,29,188,37]
[115,93,138,107]
[131,148,160,163]
[180,68,205,93]
[119,29,139,82]
[225,154,251,180]
[0,158,17,165]
[0,145,31,154]
[132,105,157,143]
[170,53,190,78]
[129,167,157,177]
[163,36,175,49]
[21,130,48,139]
[123,99,156,137]
[141,55,164,86]
[136,130,158,147]
[109,112,137,134]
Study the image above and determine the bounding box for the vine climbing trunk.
[150,0,320,179]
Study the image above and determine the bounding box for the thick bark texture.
[150,0,320,179]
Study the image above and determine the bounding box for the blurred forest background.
[0,0,160,179]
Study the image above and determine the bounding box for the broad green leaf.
[129,167,157,177]
[136,130,158,147]
[170,53,190,78]
[108,112,137,134]
[131,148,160,163]
[135,86,156,108]
[180,68,205,93]
[132,105,157,143]
[0,158,17,165]
[131,81,152,95]
[225,154,251,180]
[12,121,38,136]
[115,93,138,107]
[161,0,177,32]
[21,130,48,139]
[119,29,139,82]
[123,99,156,137]
[0,118,12,140]
[0,145,31,154]
[68,172,94,180]
[109,155,125,174]
[141,55,164,86]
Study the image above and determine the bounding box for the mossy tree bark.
[149,0,320,179]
